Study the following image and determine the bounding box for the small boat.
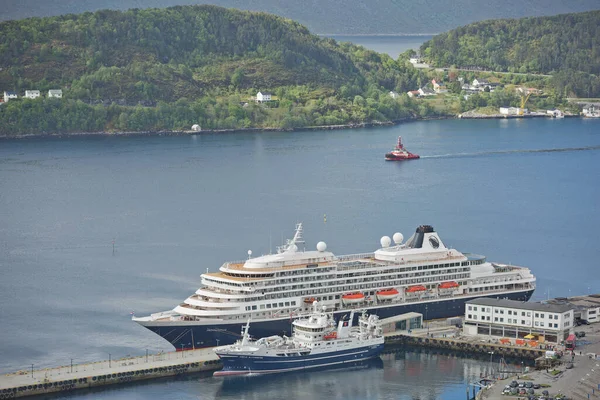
[376,288,400,301]
[304,297,316,304]
[342,293,365,304]
[405,285,427,293]
[385,136,420,161]
[213,302,384,376]
[438,281,459,289]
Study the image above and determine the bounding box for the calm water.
[1,116,599,398]
[327,35,433,59]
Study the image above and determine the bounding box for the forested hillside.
[1,0,599,34]
[0,6,429,135]
[420,11,600,97]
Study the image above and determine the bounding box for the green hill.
[0,6,429,135]
[420,10,600,97]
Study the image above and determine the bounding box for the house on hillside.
[389,91,399,99]
[418,87,436,97]
[432,79,448,94]
[409,57,422,64]
[472,78,489,88]
[256,91,272,103]
[461,84,479,95]
[3,91,17,102]
[25,90,41,99]
[500,107,526,115]
[517,87,542,95]
[48,89,63,98]
[406,90,420,98]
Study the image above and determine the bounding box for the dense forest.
[420,11,600,97]
[1,0,600,35]
[0,5,432,135]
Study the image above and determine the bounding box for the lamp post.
[488,351,494,378]
[425,305,429,335]
[216,339,220,347]
[180,344,185,357]
[31,364,34,379]
[71,358,73,373]
[146,349,148,363]
[108,353,111,368]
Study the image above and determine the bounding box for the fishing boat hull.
[214,343,384,376]
[385,153,420,161]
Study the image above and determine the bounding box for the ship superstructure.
[134,224,536,349]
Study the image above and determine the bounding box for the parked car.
[528,388,535,395]
[533,383,541,389]
[525,381,533,388]
[510,381,519,388]
[542,390,550,396]
[566,362,574,369]
[519,388,527,394]
[519,382,525,388]
[575,331,586,338]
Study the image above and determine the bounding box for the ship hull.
[214,343,384,376]
[138,289,534,350]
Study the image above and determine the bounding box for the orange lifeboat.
[376,288,400,300]
[304,297,316,304]
[342,293,365,304]
[405,285,427,293]
[324,331,337,340]
[438,281,459,289]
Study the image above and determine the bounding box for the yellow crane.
[518,88,532,116]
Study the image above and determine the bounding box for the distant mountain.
[0,0,599,34]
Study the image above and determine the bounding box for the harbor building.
[545,294,600,324]
[463,298,574,344]
[379,312,423,334]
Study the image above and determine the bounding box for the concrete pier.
[0,348,222,399]
[0,328,549,399]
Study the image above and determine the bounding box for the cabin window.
[266,304,271,309]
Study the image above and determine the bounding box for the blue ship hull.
[215,344,385,376]
[142,289,534,350]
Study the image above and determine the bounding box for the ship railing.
[336,253,375,262]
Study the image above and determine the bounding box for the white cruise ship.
[133,224,536,349]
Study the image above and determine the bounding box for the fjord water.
[1,117,599,399]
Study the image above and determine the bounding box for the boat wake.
[421,145,600,159]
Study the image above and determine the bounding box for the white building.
[463,298,574,343]
[3,91,18,102]
[500,107,527,115]
[48,89,63,98]
[25,90,41,99]
[546,294,600,324]
[256,91,272,102]
[389,91,399,99]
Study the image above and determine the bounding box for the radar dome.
[290,244,298,252]
[247,250,252,256]
[393,232,404,244]
[380,236,392,248]
[317,241,327,252]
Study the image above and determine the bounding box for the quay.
[0,348,222,399]
[0,328,543,399]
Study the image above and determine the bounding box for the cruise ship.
[133,224,536,350]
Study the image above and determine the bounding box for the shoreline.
[0,117,437,140]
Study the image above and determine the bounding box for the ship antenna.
[277,223,304,253]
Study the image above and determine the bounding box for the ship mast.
[277,223,305,253]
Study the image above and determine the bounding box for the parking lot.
[479,322,600,399]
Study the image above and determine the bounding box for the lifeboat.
[342,293,365,304]
[323,331,337,340]
[438,281,459,289]
[303,297,316,304]
[376,288,400,301]
[405,285,427,293]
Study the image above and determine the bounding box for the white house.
[25,90,41,99]
[409,57,422,64]
[418,87,436,97]
[463,298,574,343]
[256,91,272,102]
[407,90,420,98]
[389,91,399,99]
[48,89,63,98]
[472,78,489,87]
[3,91,18,102]
[191,124,201,132]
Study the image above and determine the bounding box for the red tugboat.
[385,136,420,161]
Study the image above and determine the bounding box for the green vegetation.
[0,5,440,135]
[420,10,600,97]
